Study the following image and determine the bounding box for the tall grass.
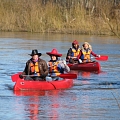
[0,0,120,36]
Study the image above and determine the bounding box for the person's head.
[72,40,79,49]
[32,54,39,61]
[82,42,92,50]
[50,55,57,61]
[29,49,42,62]
[46,48,62,61]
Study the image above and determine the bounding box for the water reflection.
[14,90,61,120]
[71,70,99,79]
[14,90,46,96]
[27,96,39,120]
[14,91,46,120]
[81,95,90,119]
[49,90,60,120]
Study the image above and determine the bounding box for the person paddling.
[77,42,100,63]
[66,40,81,64]
[46,48,70,80]
[19,49,48,81]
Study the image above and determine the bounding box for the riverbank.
[0,0,120,37]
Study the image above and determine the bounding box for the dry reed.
[0,0,120,36]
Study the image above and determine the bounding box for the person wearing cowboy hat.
[19,49,48,81]
[66,40,81,64]
[77,42,100,63]
[46,48,70,80]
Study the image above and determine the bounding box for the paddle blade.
[95,55,108,61]
[11,72,21,82]
[58,74,77,79]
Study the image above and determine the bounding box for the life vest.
[71,48,81,57]
[30,61,40,76]
[48,61,62,76]
[81,49,91,62]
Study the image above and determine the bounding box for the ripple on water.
[0,34,120,120]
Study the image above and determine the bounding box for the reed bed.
[0,0,120,36]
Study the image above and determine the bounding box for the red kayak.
[11,73,74,91]
[67,61,101,71]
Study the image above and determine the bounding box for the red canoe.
[12,77,73,91]
[67,61,101,71]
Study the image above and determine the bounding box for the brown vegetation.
[0,0,120,37]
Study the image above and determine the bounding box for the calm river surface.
[0,32,120,120]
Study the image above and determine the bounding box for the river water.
[0,32,120,120]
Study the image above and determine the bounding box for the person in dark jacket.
[19,49,48,81]
[66,40,81,63]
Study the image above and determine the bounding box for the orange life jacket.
[81,49,91,62]
[30,61,40,76]
[48,61,61,76]
[71,48,81,57]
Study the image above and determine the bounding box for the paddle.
[58,73,77,79]
[22,74,77,79]
[91,55,108,61]
[11,73,77,82]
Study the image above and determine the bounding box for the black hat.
[28,49,42,56]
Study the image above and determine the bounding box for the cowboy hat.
[46,48,62,57]
[28,49,42,56]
